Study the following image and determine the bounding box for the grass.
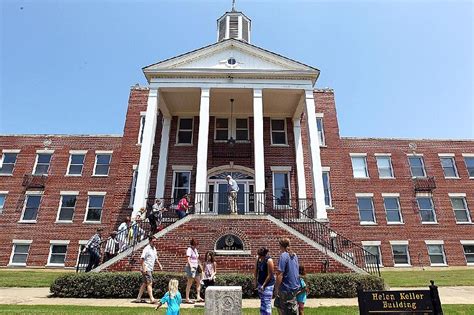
[0,270,72,287]
[381,269,474,287]
[0,305,472,314]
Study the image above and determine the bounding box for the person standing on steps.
[83,228,103,272]
[226,175,239,214]
[176,194,190,220]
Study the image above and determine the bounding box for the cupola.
[217,1,251,43]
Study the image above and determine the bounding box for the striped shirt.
[86,233,101,253]
[105,237,118,254]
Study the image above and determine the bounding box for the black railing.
[193,192,266,214]
[264,195,381,276]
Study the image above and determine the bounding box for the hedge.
[50,272,385,299]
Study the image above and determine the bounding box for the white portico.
[132,8,327,220]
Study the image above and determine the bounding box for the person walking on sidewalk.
[133,235,163,304]
[255,246,275,315]
[226,175,239,214]
[83,228,103,272]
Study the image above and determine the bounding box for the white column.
[195,88,210,195]
[133,88,159,217]
[154,116,171,199]
[304,89,327,220]
[253,89,265,214]
[293,117,307,201]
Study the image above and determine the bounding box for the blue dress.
[160,291,182,315]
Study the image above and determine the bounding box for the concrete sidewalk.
[0,287,473,308]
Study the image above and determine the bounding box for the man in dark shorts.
[133,236,163,304]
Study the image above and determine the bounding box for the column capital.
[148,87,159,97]
[253,89,263,98]
[201,88,210,98]
[304,89,314,100]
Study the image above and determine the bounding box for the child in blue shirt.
[155,279,182,314]
[296,265,308,315]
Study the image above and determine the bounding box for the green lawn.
[0,270,72,287]
[381,269,474,287]
[0,305,472,314]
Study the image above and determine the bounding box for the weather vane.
[232,0,236,11]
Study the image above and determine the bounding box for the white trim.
[438,153,455,157]
[270,166,292,172]
[137,114,146,145]
[390,240,409,245]
[461,240,474,245]
[36,149,54,154]
[315,112,324,118]
[95,150,113,154]
[9,242,31,266]
[270,118,288,146]
[462,153,474,157]
[374,153,391,156]
[87,191,106,196]
[78,240,88,245]
[172,165,193,171]
[69,150,87,154]
[321,166,331,172]
[382,193,400,197]
[449,193,467,197]
[214,250,252,256]
[92,152,112,176]
[407,153,424,156]
[416,192,432,197]
[176,117,194,145]
[50,240,70,245]
[349,153,367,157]
[2,149,21,153]
[425,240,444,245]
[12,239,33,244]
[60,191,79,195]
[361,241,381,246]
[25,190,44,195]
[0,190,9,194]
[355,193,374,197]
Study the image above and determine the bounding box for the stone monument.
[204,286,242,315]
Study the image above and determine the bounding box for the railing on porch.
[264,195,381,276]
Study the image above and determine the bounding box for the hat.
[226,175,232,179]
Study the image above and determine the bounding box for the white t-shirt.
[141,244,158,272]
[186,247,199,268]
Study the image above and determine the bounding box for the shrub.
[50,272,384,299]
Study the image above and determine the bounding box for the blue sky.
[1,0,473,139]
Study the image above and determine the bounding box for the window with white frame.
[356,195,376,224]
[439,156,458,178]
[408,156,426,177]
[94,152,112,176]
[129,167,138,208]
[362,242,382,266]
[138,114,146,144]
[48,241,69,266]
[20,193,42,222]
[450,195,471,223]
[85,194,105,222]
[351,155,369,178]
[273,172,290,206]
[426,242,446,265]
[34,153,52,175]
[57,193,78,222]
[177,118,193,144]
[67,153,85,175]
[316,117,325,146]
[463,156,474,178]
[0,192,7,214]
[376,155,394,178]
[461,241,474,264]
[390,242,410,266]
[172,170,191,201]
[215,118,229,141]
[416,195,437,223]
[235,118,249,141]
[322,171,332,207]
[0,151,19,175]
[9,241,31,266]
[270,119,287,145]
[383,195,403,223]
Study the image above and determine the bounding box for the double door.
[207,181,255,214]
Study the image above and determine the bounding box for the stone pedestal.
[204,286,242,315]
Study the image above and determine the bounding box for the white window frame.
[389,241,411,267]
[19,191,43,223]
[356,193,376,225]
[0,149,20,176]
[272,169,292,208]
[407,154,427,178]
[176,117,194,145]
[462,154,474,179]
[33,150,54,176]
[234,117,249,142]
[83,192,106,223]
[375,154,394,179]
[9,240,32,266]
[270,118,288,146]
[361,241,383,267]
[129,165,138,208]
[55,191,79,223]
[137,112,146,145]
[47,240,70,267]
[438,154,459,179]
[416,193,437,224]
[449,193,472,224]
[382,193,403,224]
[171,166,192,201]
[0,190,7,214]
[316,114,326,146]
[460,240,474,266]
[350,153,369,178]
[425,240,447,266]
[322,167,332,208]
[214,117,230,142]
[66,150,87,176]
[93,151,113,176]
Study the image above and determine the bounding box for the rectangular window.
[172,171,191,201]
[450,196,471,223]
[462,244,474,264]
[391,244,410,265]
[34,153,52,175]
[85,194,105,222]
[357,196,376,223]
[316,117,325,146]
[440,157,458,178]
[67,154,85,176]
[273,172,290,206]
[129,168,138,208]
[427,244,446,265]
[351,156,369,178]
[376,156,394,178]
[235,118,249,141]
[408,156,426,177]
[215,118,229,141]
[0,152,18,175]
[10,243,31,265]
[383,196,403,223]
[363,245,382,266]
[464,156,474,178]
[48,244,68,266]
[271,119,287,145]
[322,171,332,207]
[20,194,42,222]
[94,153,111,176]
[57,194,77,222]
[138,115,146,144]
[0,192,6,214]
[416,196,437,223]
[177,118,193,144]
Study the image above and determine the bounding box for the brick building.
[1,7,473,273]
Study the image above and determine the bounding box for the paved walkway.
[1,286,473,308]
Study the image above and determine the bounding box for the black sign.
[215,234,244,251]
[358,281,443,315]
